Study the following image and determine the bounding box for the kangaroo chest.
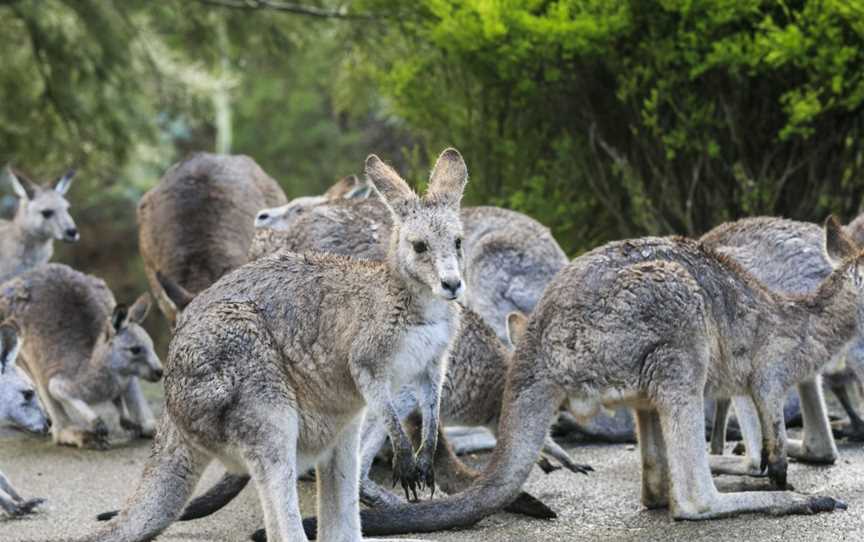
[390,317,453,389]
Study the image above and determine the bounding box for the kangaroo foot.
[120,418,144,438]
[787,439,837,465]
[832,421,864,442]
[760,449,790,490]
[537,457,562,474]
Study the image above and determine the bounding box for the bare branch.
[197,0,375,20]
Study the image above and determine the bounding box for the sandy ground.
[2,386,864,541]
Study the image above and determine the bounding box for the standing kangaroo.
[99,201,577,526]
[138,152,287,324]
[0,264,161,449]
[0,167,78,283]
[701,217,864,472]
[86,149,467,542]
[324,224,854,536]
[0,323,50,516]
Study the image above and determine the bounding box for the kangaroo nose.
[66,227,79,239]
[152,368,164,380]
[441,279,462,296]
[257,213,269,221]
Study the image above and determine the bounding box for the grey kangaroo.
[98,201,579,525]
[701,217,864,471]
[0,264,161,449]
[0,323,50,516]
[138,152,287,324]
[314,222,855,536]
[254,174,368,230]
[85,148,468,542]
[0,167,78,283]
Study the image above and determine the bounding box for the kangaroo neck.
[781,270,858,380]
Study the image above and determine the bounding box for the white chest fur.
[391,308,455,389]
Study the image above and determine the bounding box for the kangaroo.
[254,175,368,230]
[0,323,50,516]
[85,148,468,542]
[138,152,287,324]
[308,224,855,536]
[251,197,568,342]
[701,217,864,470]
[0,264,161,449]
[0,167,78,283]
[100,199,579,524]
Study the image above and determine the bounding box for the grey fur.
[0,322,49,516]
[0,167,79,283]
[0,264,161,449]
[250,199,568,342]
[86,149,468,542]
[138,152,287,324]
[254,175,367,230]
[346,228,857,534]
[701,217,864,467]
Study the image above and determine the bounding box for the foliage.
[349,0,864,251]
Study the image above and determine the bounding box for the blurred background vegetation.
[2,0,864,351]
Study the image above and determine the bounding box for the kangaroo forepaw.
[416,456,435,498]
[391,448,421,502]
[570,462,594,475]
[731,441,746,456]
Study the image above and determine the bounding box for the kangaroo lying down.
[0,323,50,516]
[0,264,161,449]
[300,223,854,537]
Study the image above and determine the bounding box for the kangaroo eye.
[129,346,142,355]
[412,241,428,254]
[41,210,55,219]
[455,238,462,250]
[22,389,34,402]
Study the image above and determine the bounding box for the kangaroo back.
[138,153,287,322]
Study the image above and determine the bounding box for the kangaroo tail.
[280,376,564,540]
[178,472,250,520]
[84,418,208,542]
[97,472,249,523]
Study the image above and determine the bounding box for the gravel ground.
[2,386,864,541]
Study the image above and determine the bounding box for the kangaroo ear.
[365,155,416,211]
[112,304,129,332]
[54,168,76,195]
[824,215,859,267]
[128,293,152,325]
[425,148,468,206]
[157,272,195,312]
[324,175,361,200]
[7,167,37,200]
[505,311,529,349]
[0,323,21,375]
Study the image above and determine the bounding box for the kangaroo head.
[366,148,468,302]
[0,323,50,434]
[255,196,327,230]
[7,167,79,243]
[105,293,162,382]
[254,175,367,230]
